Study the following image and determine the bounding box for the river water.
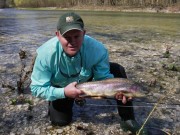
[0,8,180,53]
[0,8,179,85]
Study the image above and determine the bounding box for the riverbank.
[66,5,180,13]
[1,40,179,135]
[17,5,180,13]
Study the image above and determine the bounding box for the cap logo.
[66,16,74,23]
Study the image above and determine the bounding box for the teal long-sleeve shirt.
[30,35,113,101]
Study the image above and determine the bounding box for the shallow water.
[0,9,180,52]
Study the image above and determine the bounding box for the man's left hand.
[115,92,132,104]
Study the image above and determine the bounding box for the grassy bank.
[17,5,180,14]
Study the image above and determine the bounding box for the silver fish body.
[76,78,145,98]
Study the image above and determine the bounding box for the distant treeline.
[8,0,179,8]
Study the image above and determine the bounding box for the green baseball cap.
[57,12,84,35]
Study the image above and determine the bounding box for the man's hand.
[64,82,83,98]
[115,92,132,104]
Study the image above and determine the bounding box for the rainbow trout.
[76,78,145,98]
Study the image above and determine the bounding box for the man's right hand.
[64,82,83,98]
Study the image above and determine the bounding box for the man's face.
[56,29,85,57]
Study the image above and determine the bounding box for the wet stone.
[56,129,63,134]
[34,128,41,134]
